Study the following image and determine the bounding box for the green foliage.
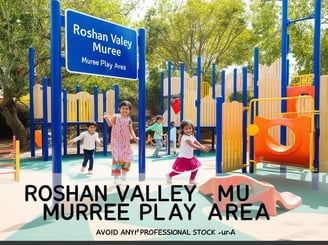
[144,0,254,72]
[0,0,141,143]
[228,91,253,104]
[249,0,281,66]
[249,0,328,75]
[142,0,255,114]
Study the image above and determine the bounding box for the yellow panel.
[222,101,243,172]
[33,84,43,119]
[106,90,115,116]
[320,75,328,172]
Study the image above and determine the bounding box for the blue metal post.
[216,96,223,175]
[221,70,225,100]
[94,86,98,123]
[160,72,164,115]
[280,0,288,176]
[233,68,237,101]
[63,88,67,156]
[212,63,216,99]
[42,77,49,161]
[242,66,248,173]
[138,28,146,181]
[103,89,108,156]
[212,63,216,150]
[313,0,321,189]
[93,85,98,156]
[249,98,255,174]
[114,84,119,113]
[180,63,184,122]
[76,85,81,154]
[167,60,172,155]
[29,47,35,157]
[196,56,201,156]
[254,47,259,101]
[50,0,62,188]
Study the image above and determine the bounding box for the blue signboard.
[65,9,138,80]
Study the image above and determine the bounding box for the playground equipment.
[248,96,315,170]
[0,136,20,182]
[248,54,328,175]
[199,174,302,216]
[161,60,252,156]
[161,66,253,127]
[29,73,119,160]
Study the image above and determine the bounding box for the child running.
[146,115,164,158]
[104,100,139,185]
[68,121,102,175]
[166,120,209,185]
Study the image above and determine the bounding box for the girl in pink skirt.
[166,120,209,185]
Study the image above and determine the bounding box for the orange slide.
[199,174,302,216]
[253,116,314,168]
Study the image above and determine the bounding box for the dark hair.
[155,115,163,121]
[87,121,97,127]
[180,120,194,135]
[170,121,175,126]
[119,100,132,110]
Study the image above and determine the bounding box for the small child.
[146,115,164,158]
[166,120,208,185]
[68,121,102,174]
[104,100,139,185]
[169,121,177,154]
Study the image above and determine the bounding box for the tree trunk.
[0,99,29,151]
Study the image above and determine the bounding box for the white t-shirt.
[178,134,196,159]
[72,131,100,150]
[170,127,177,142]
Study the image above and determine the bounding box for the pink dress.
[110,114,134,175]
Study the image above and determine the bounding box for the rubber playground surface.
[1,145,328,241]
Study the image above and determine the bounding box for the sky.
[127,0,156,22]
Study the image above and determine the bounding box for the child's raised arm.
[186,139,209,152]
[103,112,116,126]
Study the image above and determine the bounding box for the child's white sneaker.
[166,174,172,184]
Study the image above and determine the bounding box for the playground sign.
[65,9,138,80]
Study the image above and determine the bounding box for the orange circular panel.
[253,116,312,167]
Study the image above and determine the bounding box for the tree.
[145,0,254,71]
[142,0,255,114]
[249,0,281,66]
[288,0,328,75]
[0,0,141,150]
[249,0,328,75]
[0,0,48,150]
